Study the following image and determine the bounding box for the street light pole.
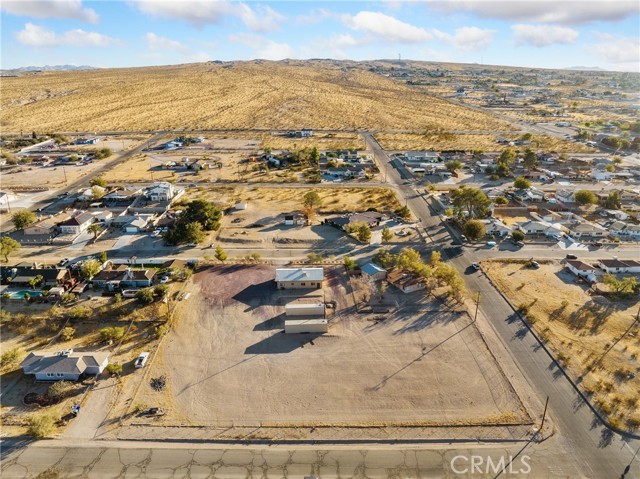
[474,292,480,322]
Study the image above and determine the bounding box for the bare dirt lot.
[140,265,528,430]
[483,261,640,432]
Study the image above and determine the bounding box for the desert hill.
[0,60,510,133]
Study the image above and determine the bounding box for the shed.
[361,263,387,280]
[284,318,328,334]
[285,302,325,317]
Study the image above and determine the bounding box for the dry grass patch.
[483,261,640,431]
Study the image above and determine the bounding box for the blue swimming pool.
[9,290,44,299]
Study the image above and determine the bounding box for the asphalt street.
[362,131,640,479]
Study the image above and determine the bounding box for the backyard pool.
[8,290,44,299]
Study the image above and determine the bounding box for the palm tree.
[87,223,103,239]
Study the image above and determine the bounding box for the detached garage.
[284,318,328,334]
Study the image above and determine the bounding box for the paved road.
[0,439,602,478]
[362,131,640,479]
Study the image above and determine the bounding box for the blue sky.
[1,1,639,71]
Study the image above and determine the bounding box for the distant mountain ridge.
[563,66,605,71]
[5,65,97,72]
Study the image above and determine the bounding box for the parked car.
[515,241,525,247]
[530,260,540,268]
[159,276,169,284]
[58,258,69,266]
[134,352,150,369]
[486,241,497,247]
[471,263,480,271]
[566,254,578,260]
[186,243,197,247]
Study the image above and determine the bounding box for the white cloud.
[443,0,639,25]
[131,0,232,28]
[1,0,98,23]
[512,24,579,47]
[295,8,333,26]
[433,26,495,51]
[590,32,640,65]
[131,0,285,32]
[15,23,119,47]
[145,32,186,52]
[236,4,284,32]
[229,33,294,60]
[342,11,432,44]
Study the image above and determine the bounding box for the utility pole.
[474,292,480,322]
[540,396,549,431]
[63,166,68,185]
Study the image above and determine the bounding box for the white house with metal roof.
[275,267,324,289]
[20,349,110,381]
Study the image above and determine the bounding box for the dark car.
[566,254,578,260]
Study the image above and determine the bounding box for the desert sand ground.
[1,62,512,132]
[139,265,527,428]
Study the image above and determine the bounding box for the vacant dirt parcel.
[484,261,640,431]
[143,265,528,429]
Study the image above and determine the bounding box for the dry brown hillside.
[1,61,511,132]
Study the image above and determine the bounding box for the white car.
[159,276,169,284]
[134,352,150,369]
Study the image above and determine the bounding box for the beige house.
[275,267,324,289]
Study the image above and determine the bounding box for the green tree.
[381,226,394,243]
[395,248,422,273]
[60,326,75,341]
[214,245,227,261]
[0,347,22,368]
[521,132,533,141]
[95,148,112,159]
[87,223,103,239]
[395,205,411,220]
[494,196,508,205]
[28,274,44,290]
[181,199,222,231]
[153,284,169,298]
[511,230,525,242]
[136,288,155,305]
[463,220,486,241]
[46,381,73,401]
[523,148,538,170]
[343,256,358,270]
[11,210,36,230]
[603,274,637,296]
[91,186,105,199]
[497,148,516,168]
[303,191,322,210]
[373,249,396,269]
[81,259,101,279]
[605,164,615,173]
[183,221,205,244]
[450,186,491,219]
[310,146,320,166]
[574,190,598,206]
[99,251,108,263]
[513,177,531,190]
[100,327,126,342]
[445,160,462,173]
[90,176,107,187]
[601,191,621,210]
[307,252,324,263]
[356,223,372,243]
[106,363,122,376]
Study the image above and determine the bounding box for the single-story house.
[283,213,308,226]
[517,220,564,237]
[555,189,575,204]
[92,210,114,225]
[361,262,387,280]
[565,260,597,282]
[387,269,425,294]
[567,222,607,238]
[103,187,142,202]
[20,349,109,381]
[0,265,70,287]
[597,259,640,274]
[125,217,150,233]
[91,265,157,289]
[482,218,512,237]
[326,211,386,231]
[24,212,70,236]
[275,267,324,289]
[57,212,94,235]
